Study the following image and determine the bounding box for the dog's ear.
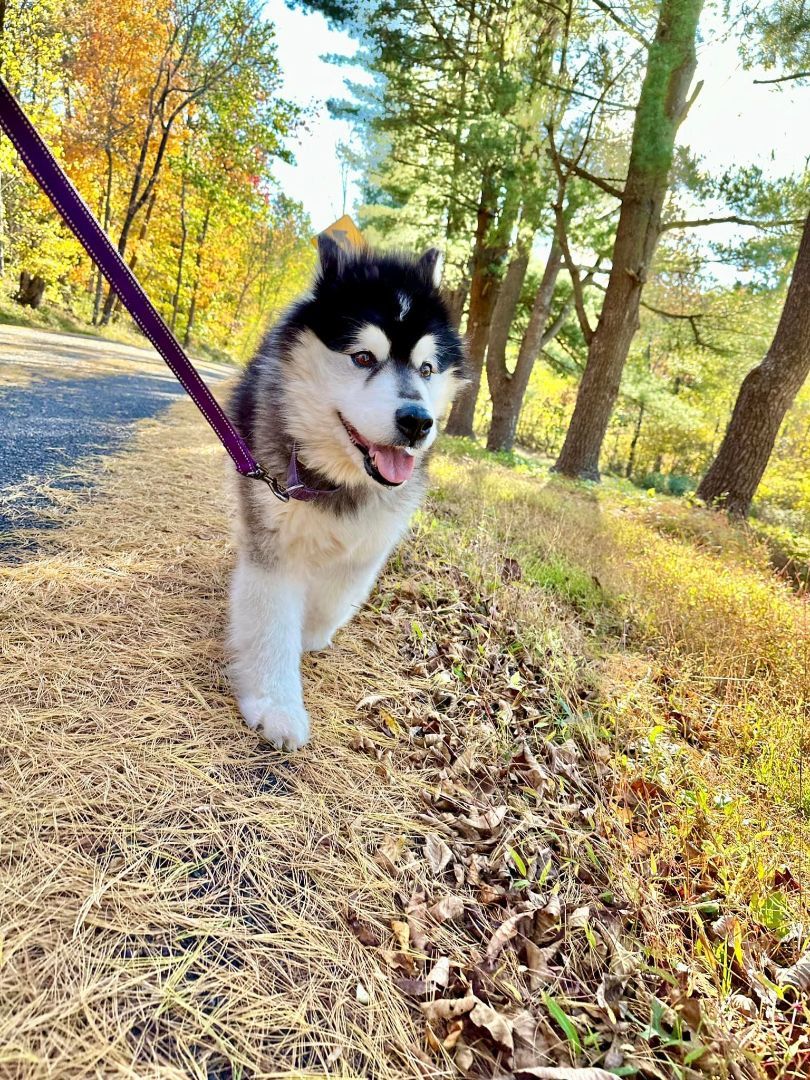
[417,248,444,289]
[317,233,347,280]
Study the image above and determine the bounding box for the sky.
[265,0,810,236]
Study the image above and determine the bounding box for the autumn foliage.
[0,0,314,359]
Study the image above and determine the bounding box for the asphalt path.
[0,324,233,545]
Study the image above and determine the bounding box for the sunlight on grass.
[428,439,809,940]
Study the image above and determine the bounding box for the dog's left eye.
[419,362,434,379]
[351,350,376,368]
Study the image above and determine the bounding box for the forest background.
[1,0,810,550]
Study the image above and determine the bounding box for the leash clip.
[246,466,290,502]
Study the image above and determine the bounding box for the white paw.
[239,697,311,750]
[303,631,333,653]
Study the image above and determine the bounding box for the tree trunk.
[170,176,188,333]
[553,0,704,480]
[625,400,645,478]
[92,149,115,324]
[0,170,5,277]
[184,203,211,347]
[697,210,810,517]
[486,241,563,452]
[99,102,176,324]
[102,188,158,324]
[16,270,46,307]
[446,282,468,330]
[445,175,518,437]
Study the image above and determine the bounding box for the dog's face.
[282,237,467,489]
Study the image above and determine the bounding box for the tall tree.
[553,0,704,479]
[697,210,810,517]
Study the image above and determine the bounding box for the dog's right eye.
[351,350,376,368]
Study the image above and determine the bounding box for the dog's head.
[281,236,467,489]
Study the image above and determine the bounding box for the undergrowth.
[425,437,809,1073]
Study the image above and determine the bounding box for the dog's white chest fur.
[267,493,410,572]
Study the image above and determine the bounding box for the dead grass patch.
[0,408,806,1078]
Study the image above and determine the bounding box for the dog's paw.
[302,631,333,653]
[239,697,311,750]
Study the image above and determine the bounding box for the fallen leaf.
[514,743,555,793]
[479,883,506,905]
[455,1045,474,1070]
[424,833,453,875]
[486,910,530,961]
[421,994,477,1022]
[469,1000,514,1050]
[374,834,407,873]
[346,909,381,947]
[424,1023,442,1052]
[460,805,508,834]
[391,920,410,951]
[407,913,431,953]
[395,976,428,998]
[356,693,390,710]
[513,1069,616,1080]
[524,940,561,988]
[428,894,465,924]
[728,993,757,1017]
[567,905,591,930]
[442,1020,464,1050]
[426,956,451,988]
[777,951,810,991]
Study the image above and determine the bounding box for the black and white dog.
[228,236,466,748]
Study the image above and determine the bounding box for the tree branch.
[554,152,625,199]
[753,71,810,84]
[590,0,650,47]
[661,214,804,231]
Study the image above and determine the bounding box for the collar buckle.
[246,466,290,502]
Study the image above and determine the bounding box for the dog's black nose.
[395,405,433,445]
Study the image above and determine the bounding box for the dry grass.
[0,400,441,1078]
[1,406,808,1078]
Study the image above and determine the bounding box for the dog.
[228,235,467,749]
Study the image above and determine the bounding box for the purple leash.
[0,77,327,503]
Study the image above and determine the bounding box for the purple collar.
[277,445,339,502]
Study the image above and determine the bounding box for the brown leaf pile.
[347,546,766,1079]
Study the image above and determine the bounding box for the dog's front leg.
[228,555,310,749]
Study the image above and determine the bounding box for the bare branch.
[554,152,625,199]
[590,0,650,47]
[661,214,804,232]
[680,78,704,122]
[753,71,810,85]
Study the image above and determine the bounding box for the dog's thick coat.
[228,238,466,747]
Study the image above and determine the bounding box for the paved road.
[0,324,233,544]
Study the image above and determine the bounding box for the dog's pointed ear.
[417,248,444,289]
[317,233,346,280]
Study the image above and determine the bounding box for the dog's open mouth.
[339,415,416,486]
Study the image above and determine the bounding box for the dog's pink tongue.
[370,444,416,484]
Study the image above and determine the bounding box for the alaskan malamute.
[228,236,467,748]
